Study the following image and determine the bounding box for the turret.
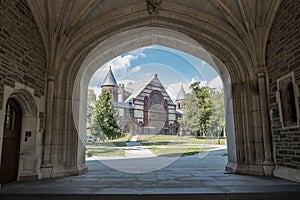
[101,66,118,102]
[175,85,186,111]
[118,84,125,102]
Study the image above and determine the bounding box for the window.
[276,72,299,128]
[149,92,162,105]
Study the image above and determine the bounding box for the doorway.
[0,98,22,184]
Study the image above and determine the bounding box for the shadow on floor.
[1,148,300,200]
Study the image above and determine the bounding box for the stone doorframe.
[0,82,44,183]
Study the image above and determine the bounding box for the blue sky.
[89,45,222,100]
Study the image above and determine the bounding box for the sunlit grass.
[85,135,131,157]
[138,135,227,146]
[138,135,226,156]
[86,135,132,147]
[86,135,226,157]
[86,148,125,157]
[150,147,213,157]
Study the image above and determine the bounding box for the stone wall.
[0,0,45,107]
[267,0,300,172]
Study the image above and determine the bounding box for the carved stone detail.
[146,0,162,15]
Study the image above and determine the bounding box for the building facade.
[101,68,179,135]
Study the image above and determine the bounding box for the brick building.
[101,67,178,135]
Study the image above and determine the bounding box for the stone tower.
[118,84,125,102]
[175,85,186,111]
[101,66,118,103]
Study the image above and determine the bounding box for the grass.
[86,148,125,157]
[138,135,226,157]
[86,135,131,147]
[112,135,132,146]
[86,135,227,158]
[138,135,227,146]
[150,147,213,157]
[85,135,131,157]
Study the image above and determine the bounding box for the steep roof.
[101,66,118,87]
[125,74,175,106]
[176,85,186,101]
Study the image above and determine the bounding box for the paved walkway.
[124,135,157,158]
[1,148,300,199]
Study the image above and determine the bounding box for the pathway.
[1,148,300,200]
[124,135,156,158]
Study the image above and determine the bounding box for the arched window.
[149,91,163,106]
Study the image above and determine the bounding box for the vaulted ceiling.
[26,0,281,80]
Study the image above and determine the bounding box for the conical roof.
[101,66,118,87]
[176,85,186,100]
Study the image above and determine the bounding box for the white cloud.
[199,80,208,87]
[89,86,102,99]
[208,76,223,90]
[166,82,190,101]
[89,46,152,88]
[102,50,147,78]
[189,77,207,88]
[118,79,135,87]
[104,55,134,76]
[131,66,142,73]
[130,46,154,55]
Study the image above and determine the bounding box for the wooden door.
[0,99,22,184]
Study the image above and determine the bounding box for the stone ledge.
[1,193,300,200]
[18,175,38,182]
[226,162,265,176]
[274,166,300,183]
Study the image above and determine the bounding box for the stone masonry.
[267,0,300,170]
[0,0,46,107]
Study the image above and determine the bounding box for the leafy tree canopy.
[94,90,120,139]
[183,82,225,136]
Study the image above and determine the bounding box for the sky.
[89,45,223,101]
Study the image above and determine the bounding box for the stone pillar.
[41,69,57,177]
[257,72,275,175]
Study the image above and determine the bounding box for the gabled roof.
[124,79,151,102]
[176,85,186,101]
[125,74,175,106]
[101,66,118,87]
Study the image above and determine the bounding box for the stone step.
[1,192,300,200]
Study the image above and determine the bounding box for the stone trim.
[274,167,300,183]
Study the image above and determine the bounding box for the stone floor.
[1,148,300,200]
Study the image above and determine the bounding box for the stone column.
[41,69,57,177]
[257,71,275,175]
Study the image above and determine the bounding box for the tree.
[90,113,106,140]
[183,92,201,135]
[87,89,96,128]
[183,82,212,136]
[209,89,225,136]
[94,90,120,139]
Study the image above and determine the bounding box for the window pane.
[5,104,11,130]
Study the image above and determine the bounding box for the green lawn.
[150,147,213,157]
[139,135,226,157]
[138,135,227,146]
[86,135,226,157]
[85,135,131,157]
[86,135,131,147]
[86,148,124,157]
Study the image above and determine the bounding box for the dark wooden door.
[0,99,22,184]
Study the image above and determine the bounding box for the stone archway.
[0,86,41,182]
[26,0,279,177]
[72,27,241,176]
